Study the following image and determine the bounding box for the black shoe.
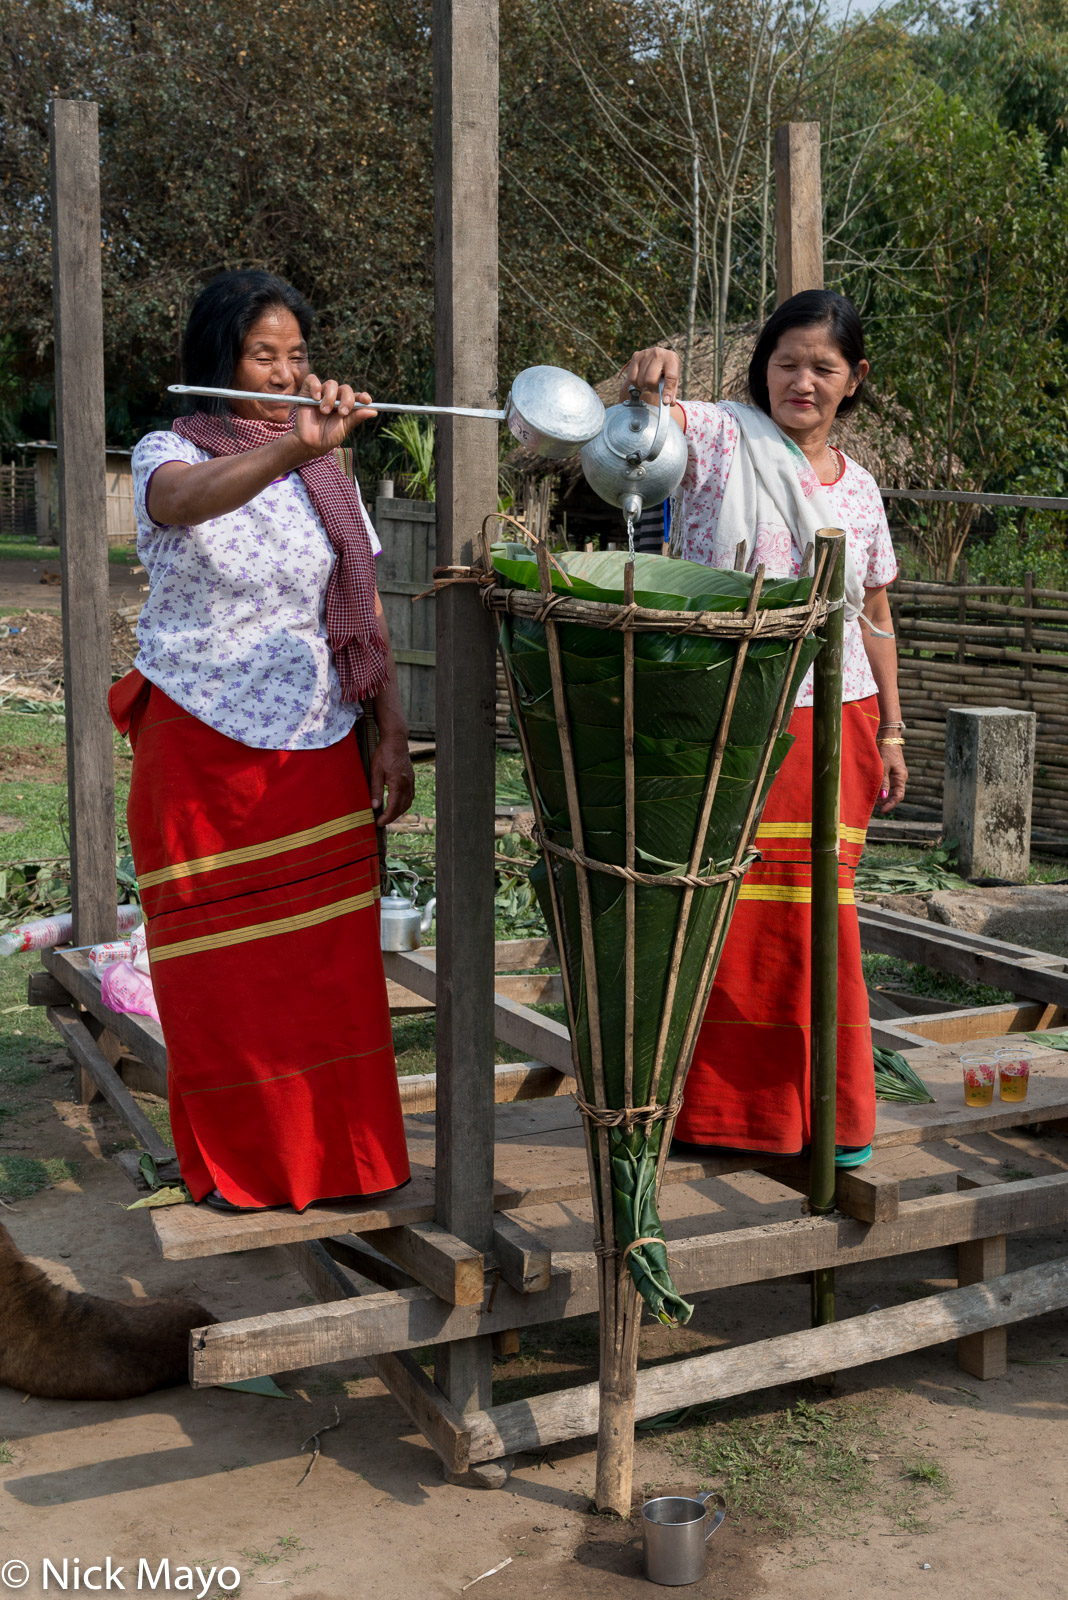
[200,1190,290,1215]
[302,1176,412,1212]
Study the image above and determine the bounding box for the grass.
[0,1155,79,1201]
[862,950,1012,1007]
[0,1440,13,1465]
[0,534,137,564]
[902,1456,950,1492]
[669,1394,891,1537]
[390,1007,565,1075]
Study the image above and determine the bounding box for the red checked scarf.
[172,411,388,702]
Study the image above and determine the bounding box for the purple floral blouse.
[131,431,382,750]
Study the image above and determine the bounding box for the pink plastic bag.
[100,959,160,1025]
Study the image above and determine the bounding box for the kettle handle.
[698,1492,726,1540]
[645,378,671,463]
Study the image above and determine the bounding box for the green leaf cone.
[496,547,820,1322]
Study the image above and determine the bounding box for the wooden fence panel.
[890,577,1068,840]
[374,495,437,738]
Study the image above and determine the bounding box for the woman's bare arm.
[861,584,907,814]
[367,592,415,826]
[147,377,375,525]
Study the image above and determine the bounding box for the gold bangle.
[877,737,906,747]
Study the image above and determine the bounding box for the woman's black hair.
[180,271,315,416]
[747,289,868,418]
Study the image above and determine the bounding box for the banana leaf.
[494,546,821,1324]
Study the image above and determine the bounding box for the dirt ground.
[1,1061,1066,1600]
[0,564,145,617]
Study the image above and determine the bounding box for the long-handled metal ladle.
[167,365,607,460]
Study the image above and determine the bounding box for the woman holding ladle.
[111,270,414,1215]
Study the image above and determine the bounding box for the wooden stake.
[810,532,845,1332]
[774,123,824,304]
[49,100,116,946]
[431,0,500,1414]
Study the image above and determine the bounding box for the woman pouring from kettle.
[622,289,906,1165]
[110,270,415,1214]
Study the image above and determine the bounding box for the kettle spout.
[621,492,644,525]
[420,897,437,935]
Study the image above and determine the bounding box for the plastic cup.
[961,1059,996,1107]
[998,1055,1031,1104]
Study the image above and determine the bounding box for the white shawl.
[673,401,867,623]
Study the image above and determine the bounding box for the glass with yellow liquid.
[961,1058,996,1107]
[998,1054,1032,1103]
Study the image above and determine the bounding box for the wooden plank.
[189,1172,1068,1383]
[860,905,1068,968]
[767,1159,900,1224]
[858,912,1068,1007]
[397,1061,568,1113]
[49,99,116,947]
[463,1258,1068,1460]
[899,1002,1063,1043]
[870,1018,925,1053]
[493,937,557,971]
[383,949,574,1076]
[27,970,72,1008]
[47,1005,172,1160]
[45,948,169,1078]
[388,972,563,1014]
[322,1236,419,1293]
[393,648,437,668]
[285,1241,470,1472]
[355,1220,484,1306]
[491,1212,551,1293]
[774,122,824,303]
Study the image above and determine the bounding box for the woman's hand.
[292,376,377,460]
[370,727,415,827]
[877,742,907,814]
[619,347,681,405]
[618,347,686,428]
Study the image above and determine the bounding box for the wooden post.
[49,100,117,948]
[432,0,500,1419]
[955,1170,1008,1380]
[810,532,845,1331]
[774,123,824,304]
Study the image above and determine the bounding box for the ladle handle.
[699,1492,727,1540]
[645,377,671,463]
[167,385,507,422]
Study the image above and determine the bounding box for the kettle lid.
[601,391,663,464]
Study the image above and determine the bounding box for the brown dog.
[0,1222,215,1399]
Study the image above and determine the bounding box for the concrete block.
[943,707,1036,882]
[926,885,1068,958]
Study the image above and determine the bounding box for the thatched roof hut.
[510,324,949,543]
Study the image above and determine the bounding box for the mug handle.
[698,1491,726,1540]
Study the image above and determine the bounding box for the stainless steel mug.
[641,1491,726,1586]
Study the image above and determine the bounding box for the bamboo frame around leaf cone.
[480,525,846,1517]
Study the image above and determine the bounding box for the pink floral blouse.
[676,403,898,706]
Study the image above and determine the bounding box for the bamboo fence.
[888,575,1068,841]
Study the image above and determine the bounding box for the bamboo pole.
[809,532,845,1332]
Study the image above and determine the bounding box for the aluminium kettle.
[579,381,688,530]
[379,892,437,952]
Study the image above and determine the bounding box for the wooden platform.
[148,1035,1068,1260]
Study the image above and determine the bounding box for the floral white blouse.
[676,402,898,706]
[130,431,382,750]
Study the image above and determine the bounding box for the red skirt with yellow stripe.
[109,671,410,1209]
[674,696,883,1155]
